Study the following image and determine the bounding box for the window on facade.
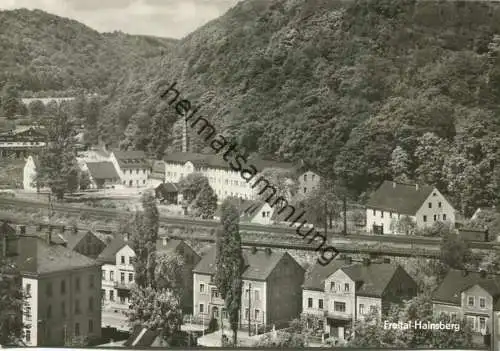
[102,270,106,280]
[308,298,313,308]
[109,290,114,302]
[303,187,307,193]
[25,306,31,321]
[318,299,324,309]
[381,211,384,218]
[389,212,392,218]
[255,309,260,320]
[423,215,427,222]
[330,282,335,291]
[88,319,94,333]
[468,296,474,307]
[434,214,437,221]
[110,271,114,281]
[200,283,205,293]
[129,273,134,282]
[334,302,346,312]
[480,298,486,308]
[75,277,81,292]
[466,316,475,329]
[438,202,442,208]
[75,300,81,314]
[74,323,80,337]
[443,214,447,221]
[359,304,365,315]
[428,202,432,209]
[345,283,350,292]
[26,330,31,342]
[254,290,260,301]
[199,304,204,313]
[120,273,125,283]
[26,284,31,296]
[373,210,376,216]
[121,256,125,264]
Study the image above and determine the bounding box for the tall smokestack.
[182,120,188,152]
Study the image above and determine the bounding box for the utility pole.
[248,283,251,336]
[324,200,328,239]
[343,194,347,236]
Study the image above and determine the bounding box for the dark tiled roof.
[433,269,500,308]
[97,236,129,264]
[163,152,294,172]
[112,150,149,169]
[17,236,99,275]
[86,161,120,180]
[303,261,402,297]
[193,246,287,281]
[366,181,436,215]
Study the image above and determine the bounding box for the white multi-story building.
[0,126,46,159]
[365,181,456,235]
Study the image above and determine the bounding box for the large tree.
[300,179,340,229]
[35,105,79,199]
[28,100,45,118]
[178,173,217,218]
[1,83,21,119]
[440,230,473,270]
[213,200,244,346]
[0,257,25,346]
[131,192,159,288]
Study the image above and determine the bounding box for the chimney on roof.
[480,270,487,278]
[362,258,371,266]
[392,182,396,188]
[265,247,272,255]
[415,183,419,191]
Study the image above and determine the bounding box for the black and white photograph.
[1,0,500,350]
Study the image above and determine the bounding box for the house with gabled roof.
[59,229,106,259]
[433,269,500,346]
[109,150,151,188]
[302,257,417,341]
[193,246,305,330]
[17,235,102,346]
[366,181,456,235]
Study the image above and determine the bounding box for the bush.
[207,318,219,333]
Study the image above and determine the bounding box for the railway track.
[0,197,497,252]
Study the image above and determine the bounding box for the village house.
[297,170,320,198]
[84,162,121,189]
[17,234,102,347]
[109,150,151,188]
[302,257,417,342]
[193,246,305,330]
[432,269,500,348]
[59,228,106,259]
[365,181,456,235]
[213,198,275,225]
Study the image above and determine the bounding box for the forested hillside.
[0,9,176,93]
[102,0,500,216]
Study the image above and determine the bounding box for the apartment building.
[162,152,296,201]
[366,181,456,235]
[109,150,151,187]
[193,246,305,329]
[433,269,500,348]
[302,258,417,341]
[17,235,102,347]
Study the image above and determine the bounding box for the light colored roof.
[86,162,120,180]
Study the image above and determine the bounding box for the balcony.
[114,281,134,290]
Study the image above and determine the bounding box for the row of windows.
[305,298,377,315]
[1,141,43,146]
[329,282,350,293]
[198,304,262,320]
[27,275,95,298]
[122,180,147,186]
[200,284,261,301]
[25,319,95,343]
[307,298,324,309]
[303,174,316,182]
[102,289,130,304]
[423,213,447,222]
[124,169,147,175]
[102,270,134,283]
